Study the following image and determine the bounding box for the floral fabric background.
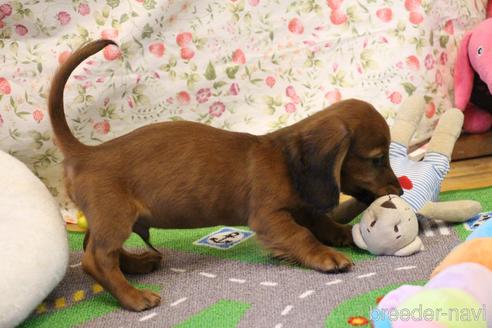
[0,0,486,222]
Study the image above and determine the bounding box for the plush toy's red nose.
[398,176,413,190]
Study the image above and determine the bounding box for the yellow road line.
[92,283,104,294]
[54,297,66,309]
[36,283,105,315]
[73,290,86,302]
[36,303,47,314]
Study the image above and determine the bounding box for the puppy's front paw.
[306,246,353,273]
[332,224,354,247]
[321,223,354,247]
[121,289,161,312]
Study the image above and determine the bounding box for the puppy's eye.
[372,156,385,166]
[478,47,484,56]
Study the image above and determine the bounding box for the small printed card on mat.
[194,227,254,250]
[463,211,492,231]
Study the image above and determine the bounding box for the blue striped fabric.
[389,142,450,212]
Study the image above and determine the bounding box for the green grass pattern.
[69,226,283,264]
[69,225,374,266]
[68,186,492,267]
[174,300,251,328]
[37,187,492,328]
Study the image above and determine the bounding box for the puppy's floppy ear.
[284,122,351,212]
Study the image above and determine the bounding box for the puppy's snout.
[376,178,403,197]
[389,184,404,196]
[383,170,403,196]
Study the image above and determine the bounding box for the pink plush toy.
[454,16,492,133]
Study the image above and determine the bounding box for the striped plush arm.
[389,142,449,212]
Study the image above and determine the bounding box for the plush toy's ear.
[487,0,492,18]
[393,237,424,256]
[454,32,474,110]
[352,224,368,251]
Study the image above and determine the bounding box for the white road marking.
[435,220,450,235]
[395,265,416,271]
[422,220,435,237]
[229,278,246,284]
[325,279,342,286]
[199,272,216,278]
[260,281,278,286]
[170,268,186,273]
[69,262,82,268]
[139,312,157,321]
[281,305,293,316]
[170,297,188,307]
[424,228,435,237]
[357,272,376,279]
[299,290,315,299]
[274,324,283,328]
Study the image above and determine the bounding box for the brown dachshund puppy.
[49,40,402,311]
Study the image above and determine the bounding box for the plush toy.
[375,286,488,328]
[454,17,492,133]
[352,194,423,256]
[352,95,482,256]
[373,263,492,328]
[373,218,492,328]
[432,217,492,277]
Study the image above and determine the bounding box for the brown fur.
[49,40,402,311]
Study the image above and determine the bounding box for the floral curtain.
[0,0,486,222]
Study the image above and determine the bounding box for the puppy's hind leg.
[120,249,163,275]
[81,198,161,311]
[83,228,165,275]
[119,218,163,274]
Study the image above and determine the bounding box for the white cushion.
[0,151,68,328]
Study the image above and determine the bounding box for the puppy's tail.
[48,39,117,156]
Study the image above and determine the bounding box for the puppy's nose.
[389,182,403,196]
[381,184,403,197]
[392,185,404,196]
[387,175,403,196]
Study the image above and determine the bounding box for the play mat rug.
[21,186,492,328]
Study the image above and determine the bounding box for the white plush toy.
[353,194,423,256]
[0,150,68,327]
[352,95,482,256]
